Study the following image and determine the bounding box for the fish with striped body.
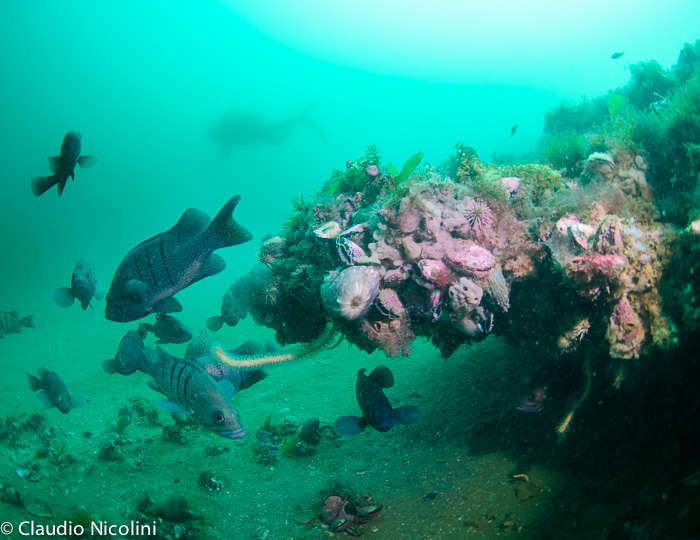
[0,310,36,338]
[52,259,106,310]
[185,329,269,392]
[103,333,245,439]
[105,195,252,323]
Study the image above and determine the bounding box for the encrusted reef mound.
[228,143,683,368]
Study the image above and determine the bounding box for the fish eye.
[214,411,226,424]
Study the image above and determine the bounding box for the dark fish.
[510,124,518,137]
[52,259,105,310]
[31,131,98,197]
[139,314,193,344]
[206,288,245,331]
[209,104,326,159]
[611,52,625,60]
[103,335,244,439]
[185,330,268,393]
[0,310,36,338]
[27,367,85,414]
[517,363,580,413]
[105,195,252,323]
[334,365,421,436]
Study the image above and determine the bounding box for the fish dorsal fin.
[369,365,394,388]
[10,310,20,318]
[184,330,212,360]
[264,339,281,353]
[125,280,148,302]
[218,379,236,400]
[171,208,210,238]
[232,340,266,356]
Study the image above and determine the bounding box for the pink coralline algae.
[568,253,626,282]
[464,199,492,235]
[445,244,496,277]
[500,176,521,194]
[366,165,379,177]
[606,295,645,359]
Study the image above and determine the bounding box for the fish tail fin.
[52,287,76,308]
[104,338,147,376]
[21,314,36,329]
[31,174,59,197]
[209,195,253,248]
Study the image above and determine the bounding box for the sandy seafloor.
[0,302,695,540]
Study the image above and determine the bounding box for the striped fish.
[0,310,36,338]
[105,195,252,322]
[104,334,244,439]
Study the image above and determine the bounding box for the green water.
[2,1,700,538]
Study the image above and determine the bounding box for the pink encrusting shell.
[445,244,496,277]
[321,266,380,320]
[500,176,521,194]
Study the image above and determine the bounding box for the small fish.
[0,310,36,338]
[31,131,98,197]
[517,363,580,413]
[139,314,193,344]
[206,288,245,331]
[103,335,245,439]
[105,195,253,322]
[52,259,105,310]
[334,365,421,436]
[27,368,85,414]
[185,330,268,392]
[510,124,518,137]
[611,52,625,60]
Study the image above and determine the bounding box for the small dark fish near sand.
[105,195,252,323]
[27,368,85,414]
[31,131,98,197]
[52,259,105,310]
[185,329,268,392]
[334,365,421,436]
[0,310,36,338]
[139,314,193,344]
[517,363,580,413]
[611,52,625,60]
[103,332,246,439]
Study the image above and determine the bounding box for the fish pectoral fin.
[51,287,76,308]
[153,297,183,314]
[393,405,422,426]
[206,316,224,332]
[157,400,191,415]
[47,156,61,173]
[333,416,366,436]
[70,394,86,408]
[35,391,54,409]
[77,155,98,168]
[218,379,236,400]
[93,280,106,301]
[197,254,226,280]
[125,279,148,302]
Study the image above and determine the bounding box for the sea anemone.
[464,199,492,235]
[321,266,380,320]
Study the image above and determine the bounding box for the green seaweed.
[393,151,424,187]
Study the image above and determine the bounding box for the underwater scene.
[3,1,700,538]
